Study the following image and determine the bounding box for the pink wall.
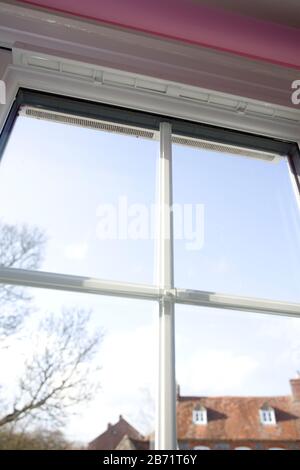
[18,0,300,70]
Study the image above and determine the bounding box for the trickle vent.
[172,135,280,162]
[20,107,156,140]
[19,106,281,162]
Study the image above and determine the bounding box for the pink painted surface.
[18,0,300,70]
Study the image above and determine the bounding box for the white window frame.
[0,45,300,451]
[193,408,208,425]
[260,408,276,425]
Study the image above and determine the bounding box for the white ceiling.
[194,0,300,28]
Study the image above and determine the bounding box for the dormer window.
[259,405,276,425]
[193,406,207,425]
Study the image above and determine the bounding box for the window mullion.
[156,122,177,450]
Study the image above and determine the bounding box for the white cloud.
[177,349,258,396]
[65,323,157,442]
[64,242,88,260]
[266,318,300,369]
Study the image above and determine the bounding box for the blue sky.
[0,115,300,442]
[0,117,157,284]
[173,142,300,302]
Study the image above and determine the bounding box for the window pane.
[0,113,158,284]
[173,142,300,302]
[176,304,300,450]
[0,285,156,449]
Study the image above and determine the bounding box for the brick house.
[88,377,300,450]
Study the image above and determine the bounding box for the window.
[194,446,210,450]
[0,89,300,450]
[193,407,207,425]
[260,406,276,425]
[173,138,300,302]
[176,305,300,447]
[0,286,157,448]
[0,102,158,284]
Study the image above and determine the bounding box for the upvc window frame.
[193,408,208,425]
[260,408,276,426]
[0,48,300,450]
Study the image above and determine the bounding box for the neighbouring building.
[88,415,149,450]
[88,377,300,450]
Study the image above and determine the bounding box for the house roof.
[88,379,300,448]
[177,395,300,442]
[88,415,144,450]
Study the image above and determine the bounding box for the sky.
[0,115,300,443]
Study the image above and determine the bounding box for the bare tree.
[0,428,74,450]
[0,221,102,431]
[0,222,46,336]
[0,309,102,428]
[135,388,155,435]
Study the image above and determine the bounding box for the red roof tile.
[88,379,300,449]
[177,395,300,441]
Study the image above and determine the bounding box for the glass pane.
[0,285,156,449]
[176,304,300,450]
[0,113,158,284]
[173,141,300,302]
